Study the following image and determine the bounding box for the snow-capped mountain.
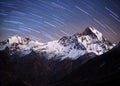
[0,26,115,60]
[0,35,44,57]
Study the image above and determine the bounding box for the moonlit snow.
[0,27,115,60]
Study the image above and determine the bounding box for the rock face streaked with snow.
[0,26,115,60]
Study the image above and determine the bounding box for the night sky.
[0,0,120,43]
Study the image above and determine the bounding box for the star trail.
[0,0,120,43]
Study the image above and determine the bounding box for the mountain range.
[0,26,119,86]
[0,26,115,60]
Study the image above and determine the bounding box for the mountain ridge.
[0,26,115,60]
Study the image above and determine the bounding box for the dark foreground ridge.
[0,42,120,86]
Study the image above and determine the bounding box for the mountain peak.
[8,35,31,45]
[83,26,103,41]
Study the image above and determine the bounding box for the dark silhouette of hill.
[0,43,120,86]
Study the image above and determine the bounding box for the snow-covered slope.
[0,35,44,56]
[76,26,115,55]
[0,27,115,60]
